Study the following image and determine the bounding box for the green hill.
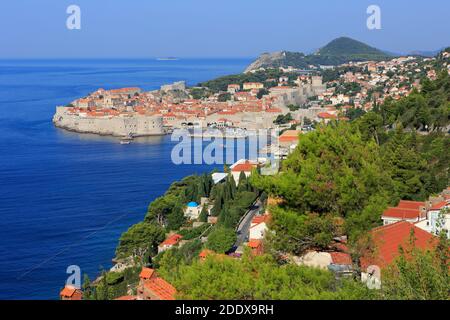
[314,37,392,62]
[245,37,393,72]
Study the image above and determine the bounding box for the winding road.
[233,199,262,250]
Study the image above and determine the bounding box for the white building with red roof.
[158,234,183,253]
[249,215,270,240]
[360,221,436,289]
[381,200,427,225]
[230,159,258,184]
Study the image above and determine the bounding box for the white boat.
[120,140,131,145]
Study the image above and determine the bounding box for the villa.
[137,267,177,300]
[184,201,201,220]
[360,221,437,289]
[158,234,183,253]
[230,159,258,184]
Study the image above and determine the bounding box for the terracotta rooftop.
[251,215,270,226]
[248,239,263,248]
[318,112,338,119]
[144,277,177,300]
[430,201,448,211]
[231,161,256,172]
[60,285,79,297]
[159,234,183,247]
[360,221,436,270]
[382,207,421,220]
[397,200,425,210]
[279,130,301,142]
[139,267,155,280]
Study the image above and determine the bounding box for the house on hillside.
[230,159,258,184]
[227,84,241,94]
[249,215,270,240]
[278,130,301,149]
[360,221,436,289]
[158,234,183,253]
[243,82,264,90]
[381,200,427,225]
[60,285,83,300]
[184,201,201,220]
[137,267,176,300]
[184,198,209,220]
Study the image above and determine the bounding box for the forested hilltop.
[244,37,393,73]
[80,62,449,301]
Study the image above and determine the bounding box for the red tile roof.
[144,277,177,300]
[139,267,155,280]
[360,221,436,270]
[279,130,300,139]
[397,200,425,210]
[231,161,255,172]
[248,239,263,248]
[251,215,269,226]
[430,201,448,211]
[330,252,352,265]
[60,285,79,297]
[231,161,256,172]
[318,112,338,119]
[160,234,183,247]
[382,207,421,220]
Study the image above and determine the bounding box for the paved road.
[233,199,262,250]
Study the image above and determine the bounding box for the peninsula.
[53,37,450,139]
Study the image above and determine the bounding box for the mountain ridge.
[245,37,392,72]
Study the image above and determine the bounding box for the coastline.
[53,122,168,138]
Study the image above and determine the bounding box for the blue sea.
[0,58,251,300]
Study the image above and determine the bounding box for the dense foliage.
[169,253,373,300]
[378,71,449,131]
[252,74,449,257]
[205,227,237,254]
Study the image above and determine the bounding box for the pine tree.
[211,187,223,217]
[199,205,209,222]
[82,274,92,300]
[238,171,247,192]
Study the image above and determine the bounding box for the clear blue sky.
[0,0,448,58]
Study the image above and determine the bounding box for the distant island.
[156,57,180,61]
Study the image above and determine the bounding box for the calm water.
[0,58,251,299]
